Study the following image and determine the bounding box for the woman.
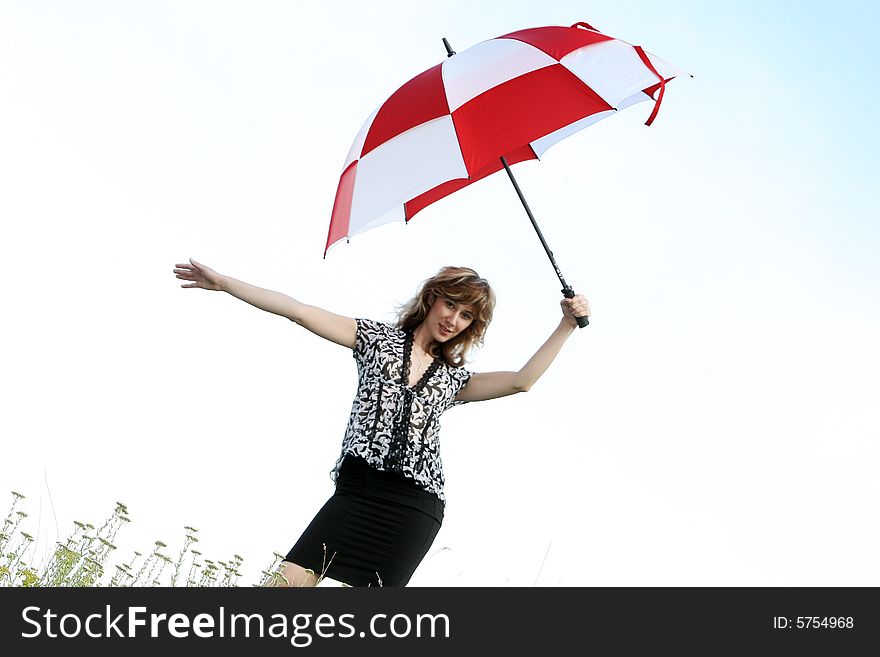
[173,258,590,587]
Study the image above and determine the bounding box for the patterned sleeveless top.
[330,318,472,504]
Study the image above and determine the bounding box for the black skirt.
[285,454,444,587]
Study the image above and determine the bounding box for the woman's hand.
[173,258,225,291]
[560,294,590,328]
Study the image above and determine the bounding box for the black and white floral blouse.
[330,318,472,504]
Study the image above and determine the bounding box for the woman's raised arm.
[454,294,590,402]
[173,258,356,349]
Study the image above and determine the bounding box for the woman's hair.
[397,266,496,368]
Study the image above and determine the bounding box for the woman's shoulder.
[355,317,402,335]
[438,358,473,381]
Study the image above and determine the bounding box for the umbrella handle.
[562,287,590,328]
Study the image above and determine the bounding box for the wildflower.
[20,568,38,587]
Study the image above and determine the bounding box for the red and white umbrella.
[325,22,689,326]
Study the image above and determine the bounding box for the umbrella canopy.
[325,22,688,255]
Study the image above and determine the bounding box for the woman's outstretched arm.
[173,258,356,348]
[454,294,590,402]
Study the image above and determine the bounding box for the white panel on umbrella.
[344,107,380,169]
[530,109,618,159]
[642,51,690,84]
[349,205,406,238]
[346,115,468,235]
[443,38,557,112]
[562,40,666,108]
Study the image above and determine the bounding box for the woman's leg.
[269,560,319,587]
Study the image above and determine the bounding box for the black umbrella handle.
[499,157,590,329]
[563,286,590,328]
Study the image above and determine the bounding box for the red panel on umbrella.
[451,64,612,175]
[499,26,612,61]
[361,63,450,158]
[325,161,358,254]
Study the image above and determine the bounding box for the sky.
[1,0,878,587]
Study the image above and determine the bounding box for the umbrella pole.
[500,156,589,328]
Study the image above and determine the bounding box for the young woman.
[173,258,590,587]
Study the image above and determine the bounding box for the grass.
[0,490,285,587]
[1,491,469,587]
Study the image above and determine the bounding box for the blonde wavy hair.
[397,266,495,368]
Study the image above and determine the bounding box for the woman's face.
[424,296,475,343]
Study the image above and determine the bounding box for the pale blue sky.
[1,1,877,586]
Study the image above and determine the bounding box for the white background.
[1,0,877,586]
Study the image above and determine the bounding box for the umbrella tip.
[442,37,456,57]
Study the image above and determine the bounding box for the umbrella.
[325,21,689,327]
